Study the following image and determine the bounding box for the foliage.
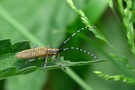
[94,71,135,85]
[0,39,105,80]
[67,0,135,86]
[0,0,134,90]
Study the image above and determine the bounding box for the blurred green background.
[0,0,135,90]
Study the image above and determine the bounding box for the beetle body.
[15,27,97,69]
[15,47,59,59]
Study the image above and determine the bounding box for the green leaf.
[0,39,106,80]
[0,39,11,54]
[94,71,135,85]
[0,39,38,79]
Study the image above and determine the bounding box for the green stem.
[41,59,107,70]
[64,68,93,90]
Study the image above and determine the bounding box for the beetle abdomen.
[15,47,49,59]
[15,47,59,59]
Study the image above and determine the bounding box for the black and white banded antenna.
[59,27,89,49]
[58,47,97,59]
[58,27,97,59]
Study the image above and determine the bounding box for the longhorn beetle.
[15,27,97,69]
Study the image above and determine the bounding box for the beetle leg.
[20,58,37,69]
[43,55,48,68]
[55,56,66,71]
